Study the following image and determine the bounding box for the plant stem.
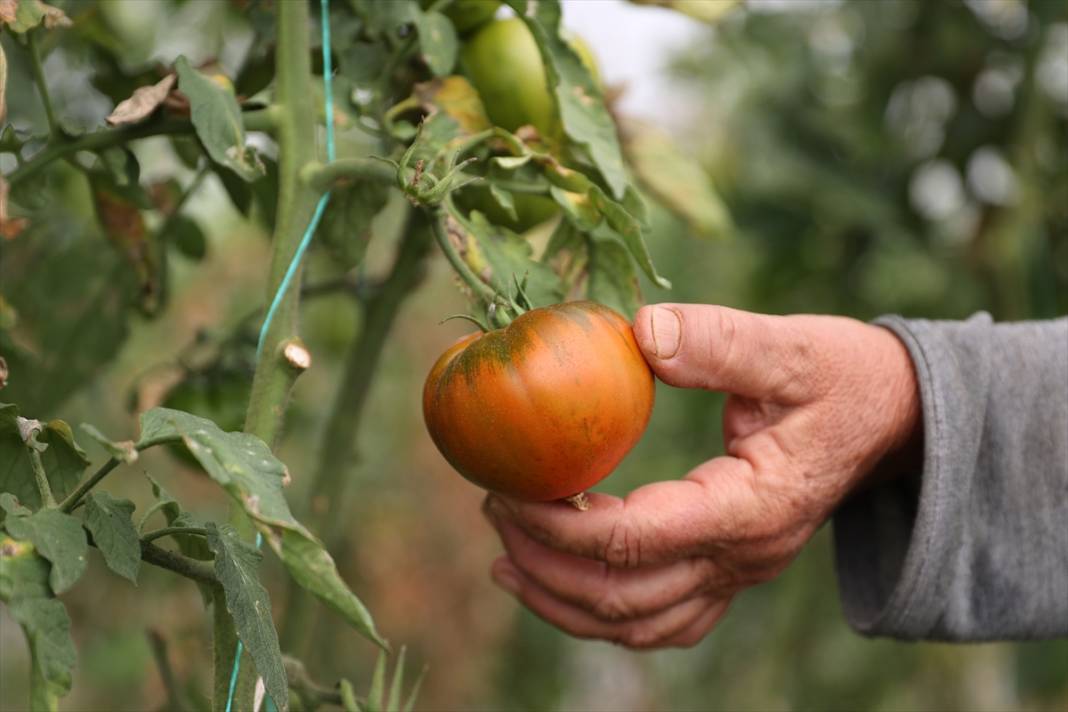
[143,526,209,544]
[26,31,59,137]
[58,458,119,513]
[279,209,431,656]
[431,206,498,305]
[140,540,217,585]
[5,110,274,185]
[226,0,320,707]
[27,449,56,508]
[147,629,186,712]
[300,157,396,192]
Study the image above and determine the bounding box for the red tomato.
[423,301,654,501]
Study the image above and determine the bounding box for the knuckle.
[602,517,642,568]
[590,586,633,622]
[618,625,664,650]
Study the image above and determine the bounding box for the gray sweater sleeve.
[832,312,1068,641]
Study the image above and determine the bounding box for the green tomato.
[460,18,599,140]
[425,0,500,34]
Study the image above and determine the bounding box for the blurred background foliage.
[2,0,1066,710]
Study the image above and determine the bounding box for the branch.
[280,208,431,655]
[26,31,59,136]
[142,526,209,544]
[5,110,274,186]
[301,158,395,193]
[58,458,119,513]
[431,204,498,306]
[28,449,56,508]
[140,540,217,586]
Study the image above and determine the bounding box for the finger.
[633,303,815,402]
[487,456,765,568]
[656,598,731,648]
[490,514,725,621]
[490,557,722,650]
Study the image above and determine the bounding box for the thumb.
[634,303,812,401]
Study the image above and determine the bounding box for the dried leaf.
[0,176,29,239]
[106,74,176,127]
[0,42,7,124]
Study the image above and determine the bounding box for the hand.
[483,303,921,649]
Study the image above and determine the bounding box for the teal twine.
[227,0,337,709]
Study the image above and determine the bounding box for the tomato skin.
[423,301,654,501]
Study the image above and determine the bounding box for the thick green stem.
[225,0,320,707]
[59,458,119,513]
[279,209,431,656]
[28,449,56,508]
[139,541,218,585]
[27,31,59,136]
[142,526,209,544]
[4,110,273,185]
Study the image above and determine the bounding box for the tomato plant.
[423,302,654,503]
[0,0,732,709]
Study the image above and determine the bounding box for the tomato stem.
[440,313,492,333]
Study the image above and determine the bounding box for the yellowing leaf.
[106,74,176,127]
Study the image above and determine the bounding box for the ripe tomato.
[423,301,654,501]
[460,18,599,140]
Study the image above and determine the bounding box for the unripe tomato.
[423,0,500,34]
[423,301,654,501]
[460,18,599,140]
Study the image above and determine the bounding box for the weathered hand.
[484,303,921,649]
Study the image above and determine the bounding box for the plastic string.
[226,0,337,710]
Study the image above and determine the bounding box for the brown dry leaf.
[0,0,16,25]
[0,176,29,239]
[106,74,176,126]
[0,42,7,124]
[39,1,70,28]
[0,356,8,390]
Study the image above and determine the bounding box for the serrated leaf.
[80,423,138,464]
[206,523,287,712]
[83,491,140,583]
[0,405,90,510]
[505,1,628,198]
[106,74,176,126]
[136,408,385,647]
[175,56,263,182]
[0,534,51,601]
[626,125,731,238]
[413,10,458,77]
[630,0,741,24]
[9,598,77,706]
[4,509,88,594]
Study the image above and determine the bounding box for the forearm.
[833,313,1068,640]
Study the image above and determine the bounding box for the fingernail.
[491,561,521,595]
[650,306,681,359]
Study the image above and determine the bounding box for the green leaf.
[367,650,388,712]
[413,10,459,77]
[339,41,389,86]
[339,679,360,712]
[2,0,71,33]
[386,646,407,712]
[4,509,88,594]
[626,126,731,238]
[0,405,90,511]
[205,524,288,712]
[175,56,264,182]
[80,423,138,464]
[83,491,140,583]
[586,228,642,318]
[9,598,77,707]
[136,408,385,647]
[0,534,51,601]
[487,183,518,223]
[319,178,390,271]
[505,1,629,198]
[142,474,213,602]
[445,207,564,308]
[165,215,208,261]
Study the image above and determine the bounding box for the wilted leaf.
[412,10,458,77]
[206,523,288,712]
[1,0,71,33]
[630,0,741,25]
[8,598,77,705]
[175,56,263,182]
[90,172,160,314]
[626,125,731,238]
[83,492,140,583]
[412,76,491,135]
[0,175,29,239]
[0,405,90,510]
[5,509,88,594]
[106,74,176,126]
[505,1,629,198]
[136,408,385,647]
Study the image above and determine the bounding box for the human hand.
[483,303,921,649]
